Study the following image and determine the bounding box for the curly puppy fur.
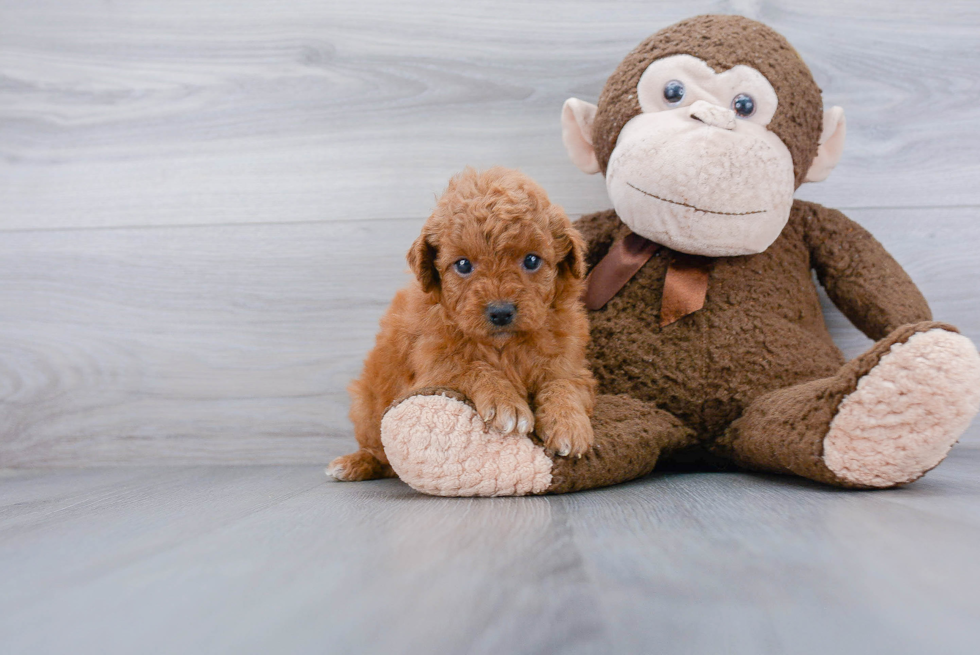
[328,168,597,482]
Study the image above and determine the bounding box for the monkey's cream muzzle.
[605,104,796,257]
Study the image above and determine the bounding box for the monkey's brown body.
[584,202,846,435]
[543,200,939,492]
[360,14,980,496]
[582,200,928,437]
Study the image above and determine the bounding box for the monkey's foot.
[380,389,553,497]
[824,329,980,487]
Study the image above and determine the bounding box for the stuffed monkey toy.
[368,14,980,496]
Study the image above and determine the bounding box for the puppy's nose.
[486,301,516,327]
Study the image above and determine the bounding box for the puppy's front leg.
[469,373,535,437]
[535,377,595,457]
[419,363,533,437]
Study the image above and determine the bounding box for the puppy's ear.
[550,208,587,280]
[407,230,440,295]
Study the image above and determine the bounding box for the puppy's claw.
[537,406,594,458]
[473,393,532,436]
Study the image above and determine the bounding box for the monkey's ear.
[407,232,440,295]
[561,98,601,175]
[804,106,846,183]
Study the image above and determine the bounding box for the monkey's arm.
[801,200,931,340]
[573,209,627,272]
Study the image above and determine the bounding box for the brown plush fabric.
[557,199,933,490]
[717,321,957,488]
[591,14,824,187]
[388,386,476,413]
[547,393,696,493]
[805,205,932,339]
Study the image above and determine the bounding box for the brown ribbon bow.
[582,232,712,327]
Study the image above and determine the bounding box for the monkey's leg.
[718,322,980,488]
[379,389,695,497]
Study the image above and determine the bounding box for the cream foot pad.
[824,329,980,487]
[381,393,553,497]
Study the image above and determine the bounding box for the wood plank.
[560,446,980,654]
[1,206,978,466]
[1,451,978,654]
[0,218,419,466]
[2,0,979,231]
[0,466,610,655]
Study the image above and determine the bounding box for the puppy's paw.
[326,451,395,482]
[473,391,535,436]
[536,406,594,457]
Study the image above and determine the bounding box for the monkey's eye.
[522,254,542,272]
[663,80,685,105]
[732,94,756,117]
[453,258,473,276]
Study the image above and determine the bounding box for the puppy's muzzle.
[485,301,517,327]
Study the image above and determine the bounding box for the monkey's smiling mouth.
[626,182,766,217]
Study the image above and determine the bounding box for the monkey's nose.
[689,100,736,130]
[486,301,516,327]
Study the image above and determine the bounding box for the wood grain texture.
[1,450,979,654]
[1,0,979,465]
[1,206,978,466]
[0,218,416,466]
[2,0,980,231]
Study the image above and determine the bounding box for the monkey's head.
[561,15,846,256]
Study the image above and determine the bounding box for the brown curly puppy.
[328,167,596,482]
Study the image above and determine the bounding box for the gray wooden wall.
[2,0,979,466]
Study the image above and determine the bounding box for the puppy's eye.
[522,254,542,272]
[453,258,473,276]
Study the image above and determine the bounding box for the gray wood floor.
[2,447,979,655]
